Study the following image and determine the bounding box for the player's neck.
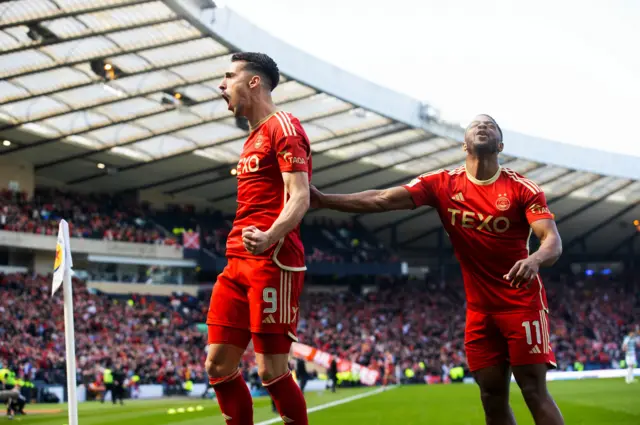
[245,97,277,129]
[465,155,500,181]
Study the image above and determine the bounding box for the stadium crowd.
[1,271,637,388]
[0,273,210,388]
[0,188,173,245]
[0,188,392,264]
[150,205,395,264]
[297,273,639,381]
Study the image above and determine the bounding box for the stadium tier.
[0,187,392,269]
[0,1,639,423]
[1,271,637,387]
[1,1,639,265]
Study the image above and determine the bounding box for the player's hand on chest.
[444,186,523,234]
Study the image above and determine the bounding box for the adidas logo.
[451,192,465,202]
[282,416,295,423]
[222,413,233,420]
[262,314,276,324]
[529,345,542,354]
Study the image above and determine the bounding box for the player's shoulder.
[420,166,465,181]
[407,167,458,188]
[445,165,467,179]
[266,110,303,136]
[500,167,543,195]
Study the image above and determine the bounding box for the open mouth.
[476,130,489,137]
[221,93,233,111]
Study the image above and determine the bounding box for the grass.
[13,379,640,425]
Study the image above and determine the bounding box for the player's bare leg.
[256,352,290,382]
[626,364,636,383]
[512,364,564,425]
[205,343,246,380]
[205,339,253,425]
[256,339,308,425]
[472,362,517,425]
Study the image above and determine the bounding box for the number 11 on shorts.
[522,320,542,345]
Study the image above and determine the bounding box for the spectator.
[0,249,636,385]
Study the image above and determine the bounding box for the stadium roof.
[0,0,638,259]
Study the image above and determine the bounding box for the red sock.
[264,371,308,425]
[211,369,253,425]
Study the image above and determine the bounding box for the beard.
[467,136,500,154]
[230,101,246,118]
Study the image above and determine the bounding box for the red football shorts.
[207,257,304,354]
[464,309,557,372]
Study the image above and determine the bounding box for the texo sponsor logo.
[236,155,260,175]
[447,208,510,233]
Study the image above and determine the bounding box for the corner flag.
[52,220,72,295]
[51,220,78,425]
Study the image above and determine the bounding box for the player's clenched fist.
[504,257,540,289]
[242,226,273,255]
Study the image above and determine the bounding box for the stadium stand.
[1,270,637,388]
[0,188,392,264]
[0,272,210,386]
[297,273,640,379]
[1,188,172,244]
[0,0,638,274]
[0,1,639,416]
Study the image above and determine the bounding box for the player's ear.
[249,75,261,89]
[498,142,504,153]
[462,143,468,152]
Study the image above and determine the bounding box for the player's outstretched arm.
[310,185,415,213]
[529,218,563,267]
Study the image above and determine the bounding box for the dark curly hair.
[231,52,280,91]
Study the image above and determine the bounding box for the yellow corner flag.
[52,220,73,296]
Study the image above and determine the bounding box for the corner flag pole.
[52,219,78,425]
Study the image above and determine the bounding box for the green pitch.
[14,379,640,424]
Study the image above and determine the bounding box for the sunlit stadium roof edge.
[167,0,637,181]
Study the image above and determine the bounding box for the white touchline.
[255,387,396,425]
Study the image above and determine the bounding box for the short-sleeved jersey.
[623,335,638,357]
[403,166,555,313]
[226,111,312,271]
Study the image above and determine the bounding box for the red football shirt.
[403,166,555,313]
[226,111,312,271]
